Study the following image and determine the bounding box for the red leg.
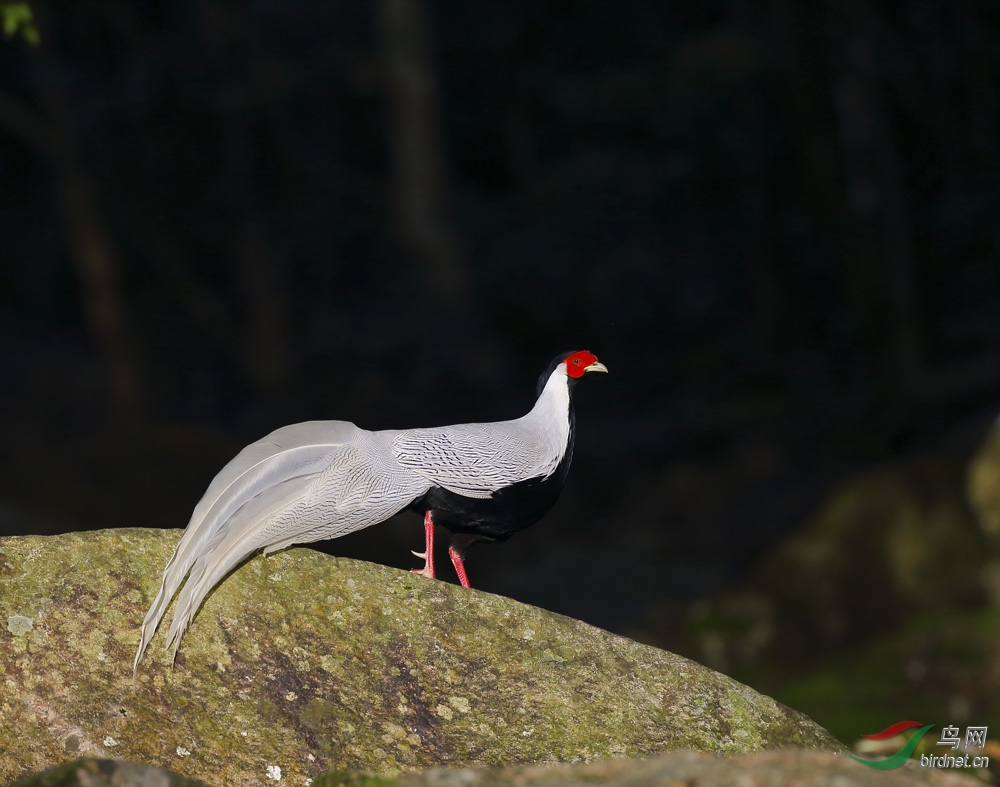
[411,511,436,579]
[448,546,471,588]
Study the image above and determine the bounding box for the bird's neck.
[523,367,572,428]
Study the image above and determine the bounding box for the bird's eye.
[573,357,580,364]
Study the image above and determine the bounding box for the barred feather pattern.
[392,419,568,498]
[391,361,571,497]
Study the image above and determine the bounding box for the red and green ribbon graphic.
[850,721,935,769]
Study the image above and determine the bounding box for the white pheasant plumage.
[134,350,607,673]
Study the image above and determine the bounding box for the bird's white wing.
[133,421,426,668]
[390,422,560,499]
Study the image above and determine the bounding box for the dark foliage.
[0,0,998,641]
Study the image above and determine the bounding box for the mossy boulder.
[967,416,1000,604]
[768,606,1000,747]
[1,529,841,786]
[684,458,989,675]
[968,414,1000,542]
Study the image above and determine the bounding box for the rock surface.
[1,529,840,786]
[11,752,982,787]
[372,752,983,787]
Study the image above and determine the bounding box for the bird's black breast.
[408,413,576,543]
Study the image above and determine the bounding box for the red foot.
[411,511,436,579]
[448,546,471,588]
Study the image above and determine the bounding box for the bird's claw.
[411,549,435,579]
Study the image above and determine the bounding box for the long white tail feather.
[162,471,323,660]
[134,421,366,675]
[163,420,363,596]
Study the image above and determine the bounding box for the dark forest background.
[2,0,1000,747]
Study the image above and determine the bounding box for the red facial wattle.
[564,350,599,379]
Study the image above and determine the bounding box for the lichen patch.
[6,615,32,636]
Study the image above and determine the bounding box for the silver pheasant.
[134,350,607,672]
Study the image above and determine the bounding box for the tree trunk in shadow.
[766,0,854,256]
[226,117,292,401]
[0,4,144,425]
[372,0,506,389]
[53,162,143,424]
[768,0,928,401]
[21,2,145,424]
[953,0,997,163]
[734,1,779,372]
[825,0,924,394]
[373,0,469,304]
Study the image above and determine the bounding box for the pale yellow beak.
[584,361,609,374]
